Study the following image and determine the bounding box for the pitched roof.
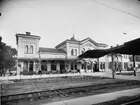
[80,37,98,45]
[39,47,66,54]
[55,37,108,48]
[55,39,80,48]
[97,43,108,47]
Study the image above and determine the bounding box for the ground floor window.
[41,60,47,71]
[71,62,74,70]
[51,61,56,70]
[102,62,105,69]
[29,61,33,72]
[70,62,77,70]
[100,62,103,69]
[74,64,77,70]
[23,61,28,71]
[124,62,128,70]
[87,63,92,70]
[100,62,105,70]
[81,63,85,69]
[60,61,65,70]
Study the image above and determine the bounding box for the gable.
[80,39,97,49]
[80,37,98,46]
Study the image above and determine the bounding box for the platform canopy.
[109,37,140,76]
[79,37,140,58]
[78,49,109,58]
[110,37,140,55]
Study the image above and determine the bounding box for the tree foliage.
[0,36,17,76]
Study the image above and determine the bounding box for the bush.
[70,70,78,73]
[20,71,37,75]
[51,70,59,74]
[127,67,133,71]
[60,69,67,74]
[42,71,50,74]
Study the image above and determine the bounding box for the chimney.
[26,32,31,35]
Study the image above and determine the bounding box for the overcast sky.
[0,0,140,48]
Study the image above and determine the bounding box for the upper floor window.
[75,49,77,56]
[30,45,33,54]
[82,48,85,54]
[71,49,74,55]
[24,45,28,53]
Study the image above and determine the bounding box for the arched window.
[82,48,85,54]
[71,49,74,55]
[25,45,28,53]
[30,45,33,54]
[75,49,77,56]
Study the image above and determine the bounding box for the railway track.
[121,99,140,105]
[1,81,140,105]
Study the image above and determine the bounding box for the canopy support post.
[132,54,136,76]
[111,53,115,79]
[97,58,99,72]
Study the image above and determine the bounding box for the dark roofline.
[39,47,66,54]
[16,33,41,45]
[55,39,68,49]
[55,37,108,48]
[55,39,80,48]
[16,33,41,39]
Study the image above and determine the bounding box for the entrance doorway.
[29,61,33,72]
[23,61,28,71]
[41,60,47,71]
[60,61,65,73]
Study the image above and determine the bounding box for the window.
[71,62,74,70]
[51,61,56,70]
[82,63,85,69]
[81,48,85,54]
[71,49,74,55]
[100,62,102,69]
[83,48,85,51]
[25,45,28,53]
[30,45,33,54]
[75,49,77,56]
[103,62,105,69]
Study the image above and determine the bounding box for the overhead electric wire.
[92,0,140,20]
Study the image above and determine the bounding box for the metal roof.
[39,47,66,54]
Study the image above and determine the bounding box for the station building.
[16,32,130,74]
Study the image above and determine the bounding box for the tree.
[0,36,17,76]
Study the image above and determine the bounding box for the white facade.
[16,32,130,75]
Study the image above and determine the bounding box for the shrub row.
[20,69,80,75]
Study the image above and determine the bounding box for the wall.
[17,37,39,59]
[40,52,66,59]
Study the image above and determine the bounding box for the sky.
[0,0,140,48]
